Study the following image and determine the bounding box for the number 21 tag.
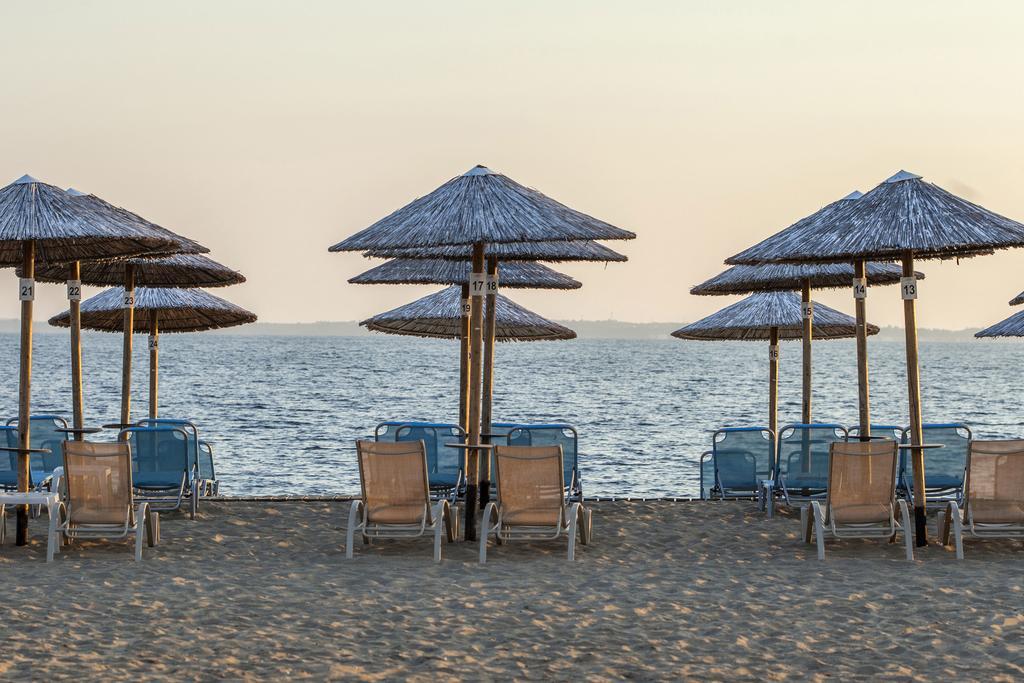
[18,278,34,302]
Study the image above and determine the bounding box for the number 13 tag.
[900,277,918,300]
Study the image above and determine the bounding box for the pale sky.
[2,1,1023,329]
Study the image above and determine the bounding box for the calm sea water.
[0,332,1021,498]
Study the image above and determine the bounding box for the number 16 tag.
[769,345,779,361]
[900,277,918,300]
[468,273,486,297]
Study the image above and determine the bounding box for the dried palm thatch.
[976,310,1024,338]
[363,239,627,263]
[691,262,923,295]
[330,165,635,251]
[361,285,575,342]
[671,291,880,341]
[66,188,208,256]
[350,259,580,289]
[0,175,178,265]
[49,287,256,333]
[1009,291,1024,306]
[29,253,245,288]
[728,171,1023,265]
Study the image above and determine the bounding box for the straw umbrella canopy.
[330,164,634,540]
[671,291,879,436]
[727,170,1024,545]
[351,259,580,430]
[691,261,920,425]
[0,174,180,545]
[364,239,628,262]
[1009,291,1024,306]
[361,286,576,341]
[50,287,256,419]
[976,310,1024,338]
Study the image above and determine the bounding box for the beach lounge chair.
[493,423,582,500]
[6,415,69,491]
[776,423,849,507]
[803,439,913,561]
[940,439,1024,559]
[479,444,592,563]
[704,426,775,508]
[346,439,457,562]
[122,425,195,519]
[375,421,465,500]
[0,425,17,491]
[198,441,219,495]
[55,440,158,561]
[137,418,216,497]
[899,423,971,506]
[699,450,714,500]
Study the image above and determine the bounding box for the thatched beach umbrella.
[350,258,581,432]
[691,261,919,425]
[50,287,256,419]
[330,165,634,540]
[672,291,879,436]
[1009,291,1024,306]
[976,310,1024,338]
[365,239,628,262]
[728,170,1024,544]
[29,251,242,427]
[0,175,178,545]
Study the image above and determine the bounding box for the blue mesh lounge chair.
[776,423,849,508]
[198,441,219,495]
[496,423,582,500]
[375,422,465,500]
[699,450,714,500]
[6,415,69,490]
[0,425,17,491]
[137,418,215,497]
[122,425,194,519]
[899,423,971,507]
[707,427,776,511]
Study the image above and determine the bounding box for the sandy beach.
[0,500,1021,681]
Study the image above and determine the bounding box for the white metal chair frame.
[345,498,457,563]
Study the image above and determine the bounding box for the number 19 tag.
[67,279,82,301]
[123,292,135,308]
[468,273,486,297]
[852,277,867,300]
[18,278,34,302]
[461,297,471,317]
[900,276,918,300]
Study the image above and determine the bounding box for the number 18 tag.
[852,277,867,300]
[485,273,499,294]
[900,276,918,300]
[468,273,486,297]
[18,278,34,302]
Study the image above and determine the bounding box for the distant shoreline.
[0,319,984,341]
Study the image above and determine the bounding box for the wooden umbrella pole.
[149,312,159,419]
[16,241,35,546]
[479,256,498,507]
[120,264,136,431]
[464,243,486,541]
[854,260,871,440]
[800,279,812,423]
[68,261,85,439]
[459,283,470,432]
[901,252,928,546]
[768,327,779,438]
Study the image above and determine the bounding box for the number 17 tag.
[468,273,486,297]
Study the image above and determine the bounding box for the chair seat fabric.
[503,506,561,526]
[971,499,1024,524]
[832,502,891,525]
[367,503,426,524]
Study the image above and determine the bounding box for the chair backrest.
[711,427,774,491]
[964,440,1024,524]
[826,439,898,525]
[137,418,199,474]
[900,423,971,490]
[375,421,465,480]
[122,426,190,488]
[356,439,430,524]
[503,424,578,493]
[777,423,848,489]
[494,444,565,527]
[6,414,68,478]
[62,440,133,525]
[198,441,216,481]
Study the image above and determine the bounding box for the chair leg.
[810,502,826,560]
[951,506,965,560]
[0,504,5,546]
[567,504,580,561]
[580,506,592,546]
[46,503,60,562]
[345,501,363,559]
[898,500,914,561]
[479,502,498,564]
[801,506,812,544]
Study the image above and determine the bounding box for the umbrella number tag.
[768,345,779,361]
[485,274,499,294]
[123,293,135,308]
[469,273,487,297]
[149,335,158,350]
[853,278,867,299]
[18,278,34,302]
[461,298,471,317]
[67,280,82,301]
[801,302,813,320]
[901,277,918,300]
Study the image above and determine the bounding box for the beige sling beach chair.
[56,441,158,562]
[940,439,1024,559]
[803,439,913,561]
[346,440,457,562]
[479,445,592,563]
